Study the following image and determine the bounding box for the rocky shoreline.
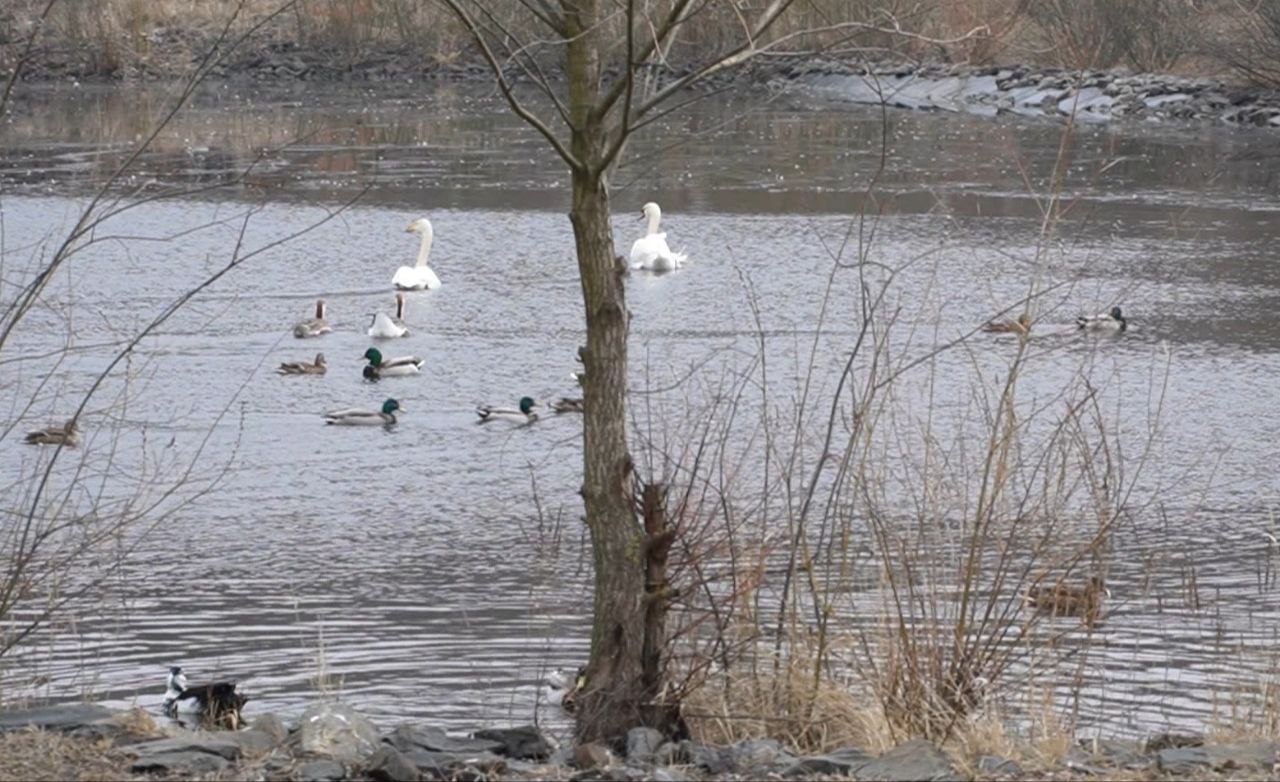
[2,702,1279,781]
[780,60,1280,128]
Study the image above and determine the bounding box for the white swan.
[368,293,410,339]
[393,218,442,290]
[629,202,687,272]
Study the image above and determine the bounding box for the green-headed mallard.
[982,312,1031,335]
[323,398,402,426]
[1026,575,1109,624]
[293,299,332,338]
[393,218,443,290]
[476,396,538,425]
[362,347,423,380]
[368,293,410,339]
[278,352,327,375]
[24,419,80,447]
[1077,306,1127,332]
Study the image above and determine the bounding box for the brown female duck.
[1026,575,1109,624]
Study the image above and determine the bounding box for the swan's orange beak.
[405,224,416,233]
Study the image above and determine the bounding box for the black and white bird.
[161,666,247,729]
[1076,305,1127,332]
[162,666,188,717]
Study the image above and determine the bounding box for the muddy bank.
[2,702,1279,781]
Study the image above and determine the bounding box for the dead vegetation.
[1,0,1279,83]
[0,730,142,782]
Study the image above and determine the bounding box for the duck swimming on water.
[24,419,80,447]
[293,299,332,338]
[1076,306,1127,332]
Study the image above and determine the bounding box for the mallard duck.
[393,218,443,290]
[24,419,80,447]
[162,667,246,729]
[323,398,402,426]
[368,293,410,339]
[362,347,423,379]
[550,397,584,414]
[476,396,538,425]
[293,299,332,338]
[1026,575,1109,624]
[1076,306,1127,331]
[982,313,1031,335]
[630,202,687,271]
[278,352,327,375]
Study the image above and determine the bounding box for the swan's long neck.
[415,225,434,268]
[646,209,661,236]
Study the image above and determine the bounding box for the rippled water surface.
[3,82,1280,737]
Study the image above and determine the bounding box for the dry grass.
[0,729,145,782]
[682,660,892,755]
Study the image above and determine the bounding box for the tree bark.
[562,0,651,743]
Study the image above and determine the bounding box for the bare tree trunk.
[567,158,649,741]
[560,0,652,743]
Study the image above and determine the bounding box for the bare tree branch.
[439,0,583,173]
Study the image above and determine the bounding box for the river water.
[2,80,1279,739]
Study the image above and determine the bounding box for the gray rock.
[1157,746,1212,774]
[1162,742,1280,773]
[366,745,420,781]
[649,769,692,782]
[570,767,648,782]
[652,741,683,766]
[131,750,230,775]
[385,725,503,756]
[1204,742,1280,771]
[576,742,615,769]
[0,703,116,733]
[781,746,872,777]
[293,702,381,762]
[401,747,506,779]
[626,727,666,763]
[225,728,278,755]
[977,755,1023,776]
[681,742,733,774]
[473,724,553,760]
[298,758,347,781]
[858,739,960,781]
[1077,738,1149,770]
[252,712,289,741]
[729,737,791,768]
[128,735,243,761]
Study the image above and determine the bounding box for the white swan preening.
[368,293,410,339]
[293,299,332,338]
[630,202,687,272]
[393,218,443,290]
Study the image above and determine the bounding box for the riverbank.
[7,18,1280,134]
[2,702,1278,781]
